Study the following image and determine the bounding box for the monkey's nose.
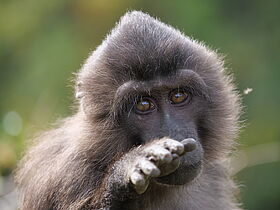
[181,138,197,152]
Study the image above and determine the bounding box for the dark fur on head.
[16,11,242,210]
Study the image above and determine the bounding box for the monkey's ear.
[75,83,87,114]
[75,81,85,99]
[75,91,84,99]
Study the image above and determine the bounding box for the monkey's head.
[76,11,240,186]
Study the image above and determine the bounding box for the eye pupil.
[135,98,155,113]
[139,101,150,110]
[170,91,188,104]
[175,93,183,98]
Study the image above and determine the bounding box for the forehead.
[101,12,195,81]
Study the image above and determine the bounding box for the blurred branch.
[231,142,280,175]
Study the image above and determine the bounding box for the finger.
[130,171,149,194]
[163,139,184,155]
[181,138,197,153]
[130,171,145,186]
[146,146,172,163]
[140,159,160,177]
[158,158,180,176]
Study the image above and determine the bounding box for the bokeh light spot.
[3,111,23,136]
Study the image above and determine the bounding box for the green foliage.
[0,0,279,209]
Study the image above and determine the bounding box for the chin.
[155,160,202,186]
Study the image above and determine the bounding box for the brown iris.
[170,90,189,104]
[135,98,155,113]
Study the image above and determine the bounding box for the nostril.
[181,138,197,152]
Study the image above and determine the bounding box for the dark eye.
[135,98,156,114]
[170,90,189,104]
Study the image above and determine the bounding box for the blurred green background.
[0,0,279,209]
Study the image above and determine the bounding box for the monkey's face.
[77,11,240,186]
[117,69,208,185]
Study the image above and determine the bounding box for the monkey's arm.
[90,138,196,209]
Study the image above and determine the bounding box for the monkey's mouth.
[155,159,203,186]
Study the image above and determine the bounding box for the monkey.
[15,11,242,210]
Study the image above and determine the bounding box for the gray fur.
[15,11,242,210]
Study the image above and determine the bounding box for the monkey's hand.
[129,138,196,194]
